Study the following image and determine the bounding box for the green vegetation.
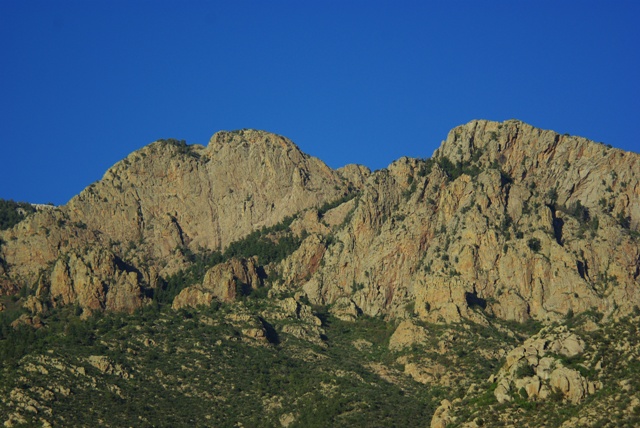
[437,156,481,181]
[317,191,359,218]
[558,200,600,238]
[547,187,559,205]
[154,216,302,306]
[563,200,588,223]
[434,151,514,188]
[2,251,637,427]
[514,362,535,378]
[402,181,417,200]
[617,211,631,229]
[0,295,542,427]
[416,158,435,177]
[0,198,36,230]
[450,313,640,428]
[527,237,541,252]
[0,233,549,428]
[0,302,443,427]
[223,218,302,265]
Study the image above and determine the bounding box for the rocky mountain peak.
[299,119,639,324]
[206,129,315,166]
[1,120,638,324]
[0,129,357,313]
[209,128,294,148]
[435,119,639,226]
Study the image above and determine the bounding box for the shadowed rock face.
[1,121,639,322]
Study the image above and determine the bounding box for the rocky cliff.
[1,120,638,324]
[0,130,357,313]
[297,119,639,324]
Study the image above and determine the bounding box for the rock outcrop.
[491,326,600,404]
[0,130,355,313]
[86,355,130,379]
[298,120,640,323]
[388,320,429,351]
[35,248,147,314]
[172,257,262,309]
[430,399,454,428]
[1,120,638,324]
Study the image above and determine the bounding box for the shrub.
[0,199,36,230]
[417,158,434,177]
[617,211,631,229]
[527,238,541,252]
[317,192,359,218]
[437,156,481,181]
[155,216,302,306]
[566,201,590,222]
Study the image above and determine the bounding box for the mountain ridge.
[0,119,638,322]
[1,119,640,427]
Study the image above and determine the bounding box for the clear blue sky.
[1,1,638,205]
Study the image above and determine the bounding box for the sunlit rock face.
[1,120,639,321]
[298,119,640,324]
[1,130,356,313]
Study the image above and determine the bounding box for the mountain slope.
[1,120,639,427]
[297,119,639,323]
[0,130,361,313]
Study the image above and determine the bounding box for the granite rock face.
[42,248,146,315]
[300,120,640,323]
[1,130,354,313]
[1,121,639,323]
[491,326,600,404]
[388,320,429,351]
[172,257,263,309]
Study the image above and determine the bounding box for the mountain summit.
[1,120,638,321]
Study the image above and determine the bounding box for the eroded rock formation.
[1,120,638,324]
[1,130,355,313]
[297,120,640,323]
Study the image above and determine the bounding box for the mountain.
[0,120,639,427]
[0,130,363,313]
[304,119,639,323]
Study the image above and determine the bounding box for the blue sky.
[1,1,638,205]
